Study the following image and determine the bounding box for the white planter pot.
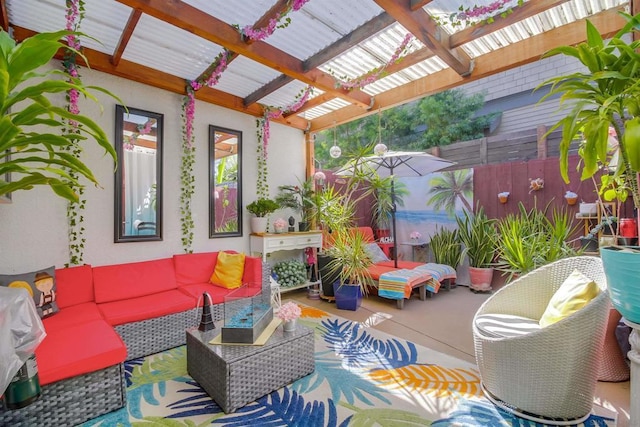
[250,217,268,234]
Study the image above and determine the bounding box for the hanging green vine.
[63,0,86,266]
[180,85,197,253]
[256,117,269,199]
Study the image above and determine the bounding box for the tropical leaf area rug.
[84,305,616,427]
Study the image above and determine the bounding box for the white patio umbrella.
[336,149,456,267]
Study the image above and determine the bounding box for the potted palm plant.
[275,177,316,231]
[369,174,408,240]
[0,30,118,202]
[246,198,278,233]
[455,205,498,291]
[540,12,640,323]
[324,228,374,310]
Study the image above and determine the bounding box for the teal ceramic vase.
[600,246,640,323]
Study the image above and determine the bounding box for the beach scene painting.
[394,169,473,261]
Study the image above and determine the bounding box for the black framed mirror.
[209,125,242,238]
[114,105,163,242]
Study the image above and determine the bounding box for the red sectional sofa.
[0,251,266,426]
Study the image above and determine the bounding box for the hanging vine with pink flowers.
[179,1,311,252]
[63,0,86,266]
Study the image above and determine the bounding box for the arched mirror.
[114,105,163,242]
[209,125,242,238]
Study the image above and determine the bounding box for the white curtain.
[124,149,156,235]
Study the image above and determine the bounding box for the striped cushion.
[475,313,540,338]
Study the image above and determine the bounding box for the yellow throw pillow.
[210,252,246,289]
[539,269,600,327]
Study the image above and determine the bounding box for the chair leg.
[396,299,404,309]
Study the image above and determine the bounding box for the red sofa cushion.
[54,265,94,309]
[97,289,195,326]
[174,252,263,288]
[173,252,219,285]
[35,319,126,385]
[179,282,261,305]
[42,302,103,331]
[93,258,177,303]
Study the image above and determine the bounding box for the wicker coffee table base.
[187,325,314,413]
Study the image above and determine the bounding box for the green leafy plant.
[275,177,316,225]
[324,228,374,296]
[368,174,408,230]
[539,12,640,211]
[429,227,463,269]
[246,198,278,217]
[0,30,117,202]
[495,202,578,281]
[455,205,498,268]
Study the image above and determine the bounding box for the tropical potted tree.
[246,197,278,233]
[455,205,498,291]
[323,227,374,310]
[0,30,118,202]
[539,12,640,323]
[275,177,316,231]
[369,174,408,241]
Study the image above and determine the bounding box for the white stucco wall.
[0,63,305,273]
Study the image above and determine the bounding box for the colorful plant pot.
[565,196,578,206]
[600,246,640,324]
[333,283,363,311]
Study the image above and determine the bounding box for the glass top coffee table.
[186,323,314,414]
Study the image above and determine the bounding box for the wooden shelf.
[279,280,321,294]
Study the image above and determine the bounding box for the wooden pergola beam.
[243,12,396,107]
[11,25,309,130]
[0,0,8,32]
[111,9,141,66]
[308,7,627,132]
[116,0,373,110]
[374,0,473,76]
[450,0,572,47]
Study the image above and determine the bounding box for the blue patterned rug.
[84,305,616,426]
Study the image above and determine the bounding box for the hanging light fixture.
[374,109,388,155]
[329,121,341,158]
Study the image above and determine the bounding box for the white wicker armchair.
[473,256,610,425]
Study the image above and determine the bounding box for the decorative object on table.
[497,191,509,204]
[288,216,296,232]
[528,178,544,192]
[579,202,597,217]
[273,218,287,233]
[272,259,307,289]
[246,198,279,234]
[409,231,422,241]
[221,284,273,344]
[565,191,578,205]
[277,301,301,332]
[198,292,215,332]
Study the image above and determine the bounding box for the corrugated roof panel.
[300,98,352,120]
[123,14,222,81]
[182,0,279,28]
[215,56,282,98]
[269,0,384,59]
[7,0,130,54]
[257,80,311,110]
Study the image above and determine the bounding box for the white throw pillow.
[365,243,389,263]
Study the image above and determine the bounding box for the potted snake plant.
[455,205,498,291]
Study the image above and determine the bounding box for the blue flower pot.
[333,283,362,311]
[600,246,640,323]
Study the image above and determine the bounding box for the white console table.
[250,231,323,293]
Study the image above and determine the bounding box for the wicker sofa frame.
[1,261,271,425]
[0,363,126,426]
